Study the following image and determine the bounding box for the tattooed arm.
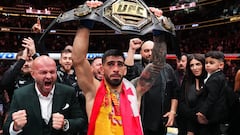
[136,36,167,97]
[133,7,168,98]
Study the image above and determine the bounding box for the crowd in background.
[0,1,240,135]
[0,21,239,53]
[0,0,239,84]
[0,0,239,54]
[0,21,240,87]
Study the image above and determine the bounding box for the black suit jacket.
[199,70,228,124]
[141,63,179,130]
[3,83,87,135]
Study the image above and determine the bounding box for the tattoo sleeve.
[137,35,167,93]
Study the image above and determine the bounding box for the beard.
[105,75,123,87]
[142,57,151,65]
[63,65,72,72]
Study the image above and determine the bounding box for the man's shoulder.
[13,83,35,97]
[134,61,144,68]
[55,83,75,91]
[210,70,225,80]
[15,83,34,91]
[55,83,77,97]
[205,71,225,87]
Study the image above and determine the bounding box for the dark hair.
[177,52,188,62]
[181,52,188,58]
[90,56,102,65]
[183,54,207,96]
[186,53,207,82]
[102,49,125,64]
[205,51,225,62]
[60,49,72,58]
[61,49,72,54]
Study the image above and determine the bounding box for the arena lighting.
[26,7,51,15]
[0,28,10,31]
[230,16,240,22]
[50,30,56,33]
[192,23,199,27]
[169,2,196,11]
[0,52,239,60]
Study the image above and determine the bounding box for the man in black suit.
[3,55,87,135]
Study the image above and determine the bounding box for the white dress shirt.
[35,84,55,124]
[9,83,55,135]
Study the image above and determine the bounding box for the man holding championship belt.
[71,1,178,135]
[34,0,179,134]
[38,0,176,44]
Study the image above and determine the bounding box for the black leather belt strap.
[38,0,177,45]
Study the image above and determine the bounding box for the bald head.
[32,55,56,70]
[31,55,57,96]
[141,40,154,49]
[140,40,154,64]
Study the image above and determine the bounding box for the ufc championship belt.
[39,0,176,44]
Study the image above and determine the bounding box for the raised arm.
[0,47,30,88]
[125,38,142,66]
[72,0,103,91]
[72,28,97,97]
[136,36,167,96]
[124,38,143,80]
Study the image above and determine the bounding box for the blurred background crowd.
[0,0,239,134]
[1,0,239,86]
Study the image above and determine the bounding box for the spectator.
[64,45,73,51]
[175,53,188,85]
[0,22,41,134]
[178,53,207,135]
[0,37,37,101]
[196,51,228,135]
[125,39,153,81]
[125,37,179,135]
[3,55,87,135]
[174,53,188,135]
[57,48,88,135]
[57,49,77,89]
[90,57,103,81]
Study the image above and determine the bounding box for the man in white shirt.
[3,55,87,135]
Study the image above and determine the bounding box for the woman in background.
[178,54,207,135]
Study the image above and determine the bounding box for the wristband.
[32,53,40,59]
[79,19,95,29]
